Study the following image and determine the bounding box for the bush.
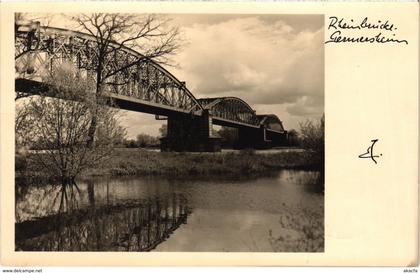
[299,115,324,168]
[110,161,137,176]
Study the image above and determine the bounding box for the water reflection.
[279,169,324,193]
[16,181,191,251]
[16,170,323,252]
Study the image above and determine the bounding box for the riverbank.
[17,148,323,184]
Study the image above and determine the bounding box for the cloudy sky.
[24,13,324,138]
[118,14,324,138]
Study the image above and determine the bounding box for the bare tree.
[71,13,182,147]
[20,63,125,185]
[15,102,36,149]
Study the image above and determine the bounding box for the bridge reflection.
[15,183,191,251]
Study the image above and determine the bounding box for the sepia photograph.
[14,12,324,252]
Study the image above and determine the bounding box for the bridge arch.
[257,114,285,132]
[198,97,260,126]
[15,21,203,114]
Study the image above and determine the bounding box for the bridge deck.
[16,78,284,134]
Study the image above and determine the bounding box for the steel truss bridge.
[15,21,288,152]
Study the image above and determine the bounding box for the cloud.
[286,95,324,117]
[173,16,324,110]
[120,15,324,135]
[23,14,323,135]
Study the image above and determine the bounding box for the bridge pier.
[160,110,221,152]
[266,130,288,147]
[236,127,272,149]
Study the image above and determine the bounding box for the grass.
[17,148,322,184]
[86,148,320,177]
[268,202,324,252]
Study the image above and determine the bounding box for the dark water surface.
[15,170,324,252]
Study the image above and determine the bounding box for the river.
[15,170,324,252]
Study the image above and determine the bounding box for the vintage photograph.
[14,13,324,252]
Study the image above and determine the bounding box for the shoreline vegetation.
[16,148,324,185]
